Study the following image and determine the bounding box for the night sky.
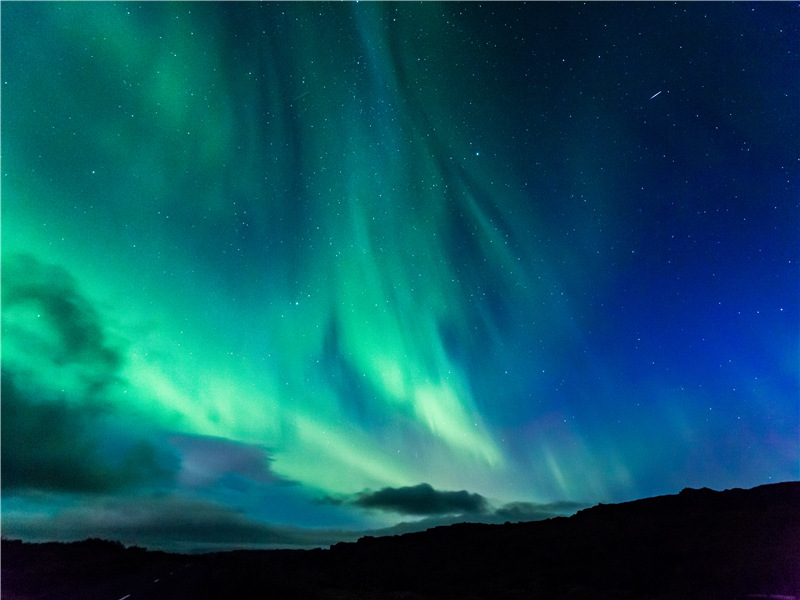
[2,2,797,552]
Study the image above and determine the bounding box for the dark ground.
[3,482,799,600]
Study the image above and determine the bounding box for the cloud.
[2,482,587,553]
[328,482,586,529]
[1,371,178,494]
[2,494,360,552]
[167,434,287,489]
[2,252,122,394]
[0,490,580,554]
[348,483,489,516]
[0,254,179,495]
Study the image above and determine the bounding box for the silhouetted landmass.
[3,482,799,599]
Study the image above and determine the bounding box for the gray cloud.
[349,483,489,516]
[3,485,587,553]
[328,482,586,528]
[1,254,177,494]
[2,252,122,393]
[2,494,359,553]
[1,371,177,494]
[167,434,287,489]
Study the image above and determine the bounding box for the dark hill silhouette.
[3,481,799,599]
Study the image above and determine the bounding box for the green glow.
[0,3,521,501]
[276,414,415,494]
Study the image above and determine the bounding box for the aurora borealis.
[2,2,797,552]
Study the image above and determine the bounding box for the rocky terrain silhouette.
[3,482,799,599]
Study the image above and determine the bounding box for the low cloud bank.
[329,482,585,522]
[352,483,489,516]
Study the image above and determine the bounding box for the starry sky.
[2,2,798,553]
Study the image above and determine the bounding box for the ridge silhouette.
[3,481,799,599]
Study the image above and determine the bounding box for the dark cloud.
[328,483,585,529]
[1,372,177,494]
[350,483,489,516]
[2,253,122,392]
[3,484,587,553]
[3,490,573,554]
[1,254,176,494]
[2,495,358,552]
